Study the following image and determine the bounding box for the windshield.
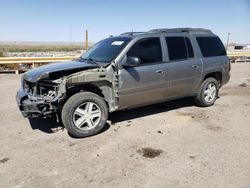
[80,37,131,63]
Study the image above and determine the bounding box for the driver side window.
[127,38,162,64]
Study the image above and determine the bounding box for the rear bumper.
[222,71,231,86]
[16,89,48,118]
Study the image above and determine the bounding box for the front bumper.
[16,89,49,118]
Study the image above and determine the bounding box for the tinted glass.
[166,37,188,60]
[127,38,162,64]
[81,37,131,62]
[196,37,226,57]
[185,37,194,58]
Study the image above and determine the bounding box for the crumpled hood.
[23,60,98,82]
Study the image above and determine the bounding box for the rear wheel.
[195,78,219,107]
[61,92,108,138]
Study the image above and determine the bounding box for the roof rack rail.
[148,28,213,34]
[120,32,146,36]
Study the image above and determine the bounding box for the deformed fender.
[64,63,119,112]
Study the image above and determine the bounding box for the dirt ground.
[0,63,250,188]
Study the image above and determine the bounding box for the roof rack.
[148,28,213,34]
[119,28,213,36]
[120,32,146,36]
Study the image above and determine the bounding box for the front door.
[118,37,168,108]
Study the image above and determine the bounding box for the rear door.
[165,35,202,97]
[118,37,168,108]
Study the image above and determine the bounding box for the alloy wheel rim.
[204,83,217,103]
[73,102,102,130]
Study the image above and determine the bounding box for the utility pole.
[226,32,231,51]
[70,24,73,48]
[85,30,88,50]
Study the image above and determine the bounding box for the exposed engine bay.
[23,79,63,102]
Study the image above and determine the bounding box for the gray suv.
[16,28,231,137]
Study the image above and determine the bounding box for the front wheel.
[195,78,219,107]
[61,92,108,138]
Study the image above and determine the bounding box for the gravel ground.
[0,63,250,188]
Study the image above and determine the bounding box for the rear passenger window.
[166,37,187,60]
[127,38,162,64]
[196,37,226,57]
[165,37,194,61]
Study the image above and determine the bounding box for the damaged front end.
[16,59,100,118]
[16,61,118,118]
[16,76,66,118]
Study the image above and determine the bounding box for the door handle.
[155,70,164,74]
[191,65,199,69]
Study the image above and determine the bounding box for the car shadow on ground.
[28,97,194,136]
[28,114,111,137]
[109,97,195,124]
[28,115,63,134]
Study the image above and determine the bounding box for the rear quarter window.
[196,37,226,57]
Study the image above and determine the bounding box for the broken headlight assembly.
[23,79,60,102]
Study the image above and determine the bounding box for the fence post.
[14,64,19,74]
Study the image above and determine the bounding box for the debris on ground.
[203,124,222,131]
[157,130,163,134]
[51,127,64,133]
[239,83,247,87]
[0,158,10,163]
[137,147,163,158]
[129,154,134,158]
[68,143,76,147]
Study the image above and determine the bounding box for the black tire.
[195,78,219,107]
[61,92,108,138]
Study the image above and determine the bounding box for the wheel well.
[60,84,110,110]
[67,84,104,98]
[56,84,110,113]
[204,72,222,86]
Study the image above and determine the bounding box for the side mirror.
[122,56,141,67]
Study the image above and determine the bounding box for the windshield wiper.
[79,57,101,67]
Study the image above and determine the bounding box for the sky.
[0,0,249,44]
